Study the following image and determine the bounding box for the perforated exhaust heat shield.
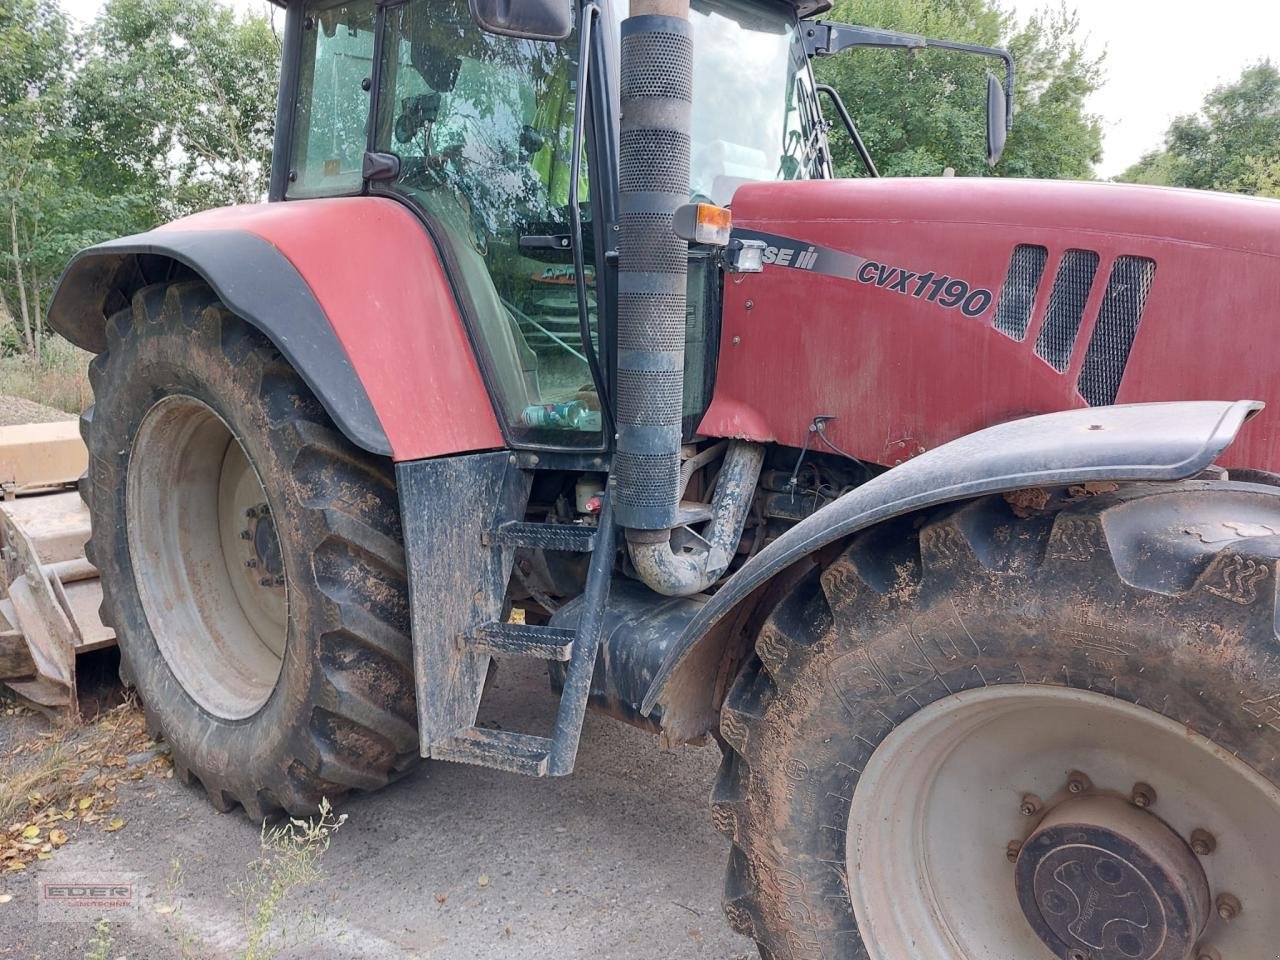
[614,14,693,530]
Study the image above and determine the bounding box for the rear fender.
[640,400,1262,724]
[48,198,504,461]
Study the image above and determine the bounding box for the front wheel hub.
[1016,796,1210,960]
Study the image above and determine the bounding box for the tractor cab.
[278,0,829,452]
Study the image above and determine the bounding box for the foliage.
[73,0,280,220]
[1118,61,1280,196]
[232,798,346,960]
[1,699,171,874]
[0,0,74,359]
[83,918,114,960]
[1234,155,1280,200]
[0,0,279,362]
[0,333,91,413]
[816,0,1104,180]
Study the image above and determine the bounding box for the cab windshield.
[689,0,825,204]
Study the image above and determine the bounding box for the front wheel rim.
[127,395,288,721]
[846,685,1280,960]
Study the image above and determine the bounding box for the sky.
[58,0,1280,178]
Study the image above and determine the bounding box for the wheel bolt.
[1067,770,1092,794]
[1131,782,1156,808]
[245,507,258,519]
[1019,794,1042,817]
[273,575,286,587]
[1216,893,1242,922]
[1196,946,1222,960]
[1067,949,1090,960]
[1005,840,1022,863]
[259,577,273,587]
[1190,829,1217,856]
[240,529,253,541]
[244,559,258,568]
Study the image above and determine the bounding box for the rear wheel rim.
[846,685,1280,960]
[127,395,287,720]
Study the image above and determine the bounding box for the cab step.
[470,622,576,661]
[432,727,553,777]
[398,450,614,779]
[486,520,596,552]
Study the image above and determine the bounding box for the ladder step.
[488,521,596,552]
[470,622,576,661]
[433,727,552,776]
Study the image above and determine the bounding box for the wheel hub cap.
[1015,796,1210,960]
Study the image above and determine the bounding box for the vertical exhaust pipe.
[616,0,766,596]
[614,0,694,531]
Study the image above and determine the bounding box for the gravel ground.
[0,396,76,427]
[0,660,751,960]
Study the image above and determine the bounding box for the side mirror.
[986,72,1008,167]
[469,0,573,41]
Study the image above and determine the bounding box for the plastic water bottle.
[521,401,589,430]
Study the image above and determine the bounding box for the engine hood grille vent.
[1035,249,1100,371]
[993,244,1048,340]
[1078,256,1157,406]
[992,245,1156,407]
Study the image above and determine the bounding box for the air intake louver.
[1035,250,1100,371]
[993,244,1048,340]
[1078,256,1157,407]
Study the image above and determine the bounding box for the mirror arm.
[814,84,878,177]
[802,22,927,57]
[569,1,612,420]
[922,38,1015,133]
[804,22,1015,134]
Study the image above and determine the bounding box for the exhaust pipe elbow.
[626,441,765,597]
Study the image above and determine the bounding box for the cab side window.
[289,1,377,197]
[373,0,602,447]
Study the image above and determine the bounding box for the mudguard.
[48,197,504,462]
[640,399,1262,718]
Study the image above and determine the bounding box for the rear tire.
[84,281,418,818]
[715,482,1280,960]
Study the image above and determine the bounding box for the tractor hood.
[701,177,1280,471]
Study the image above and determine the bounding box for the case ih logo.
[737,228,995,319]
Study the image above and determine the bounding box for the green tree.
[72,0,280,222]
[1234,156,1280,199]
[1118,61,1280,195]
[816,0,1105,180]
[0,0,73,358]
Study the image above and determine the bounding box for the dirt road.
[0,396,75,427]
[0,660,750,959]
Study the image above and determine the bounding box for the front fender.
[640,399,1262,718]
[48,197,504,462]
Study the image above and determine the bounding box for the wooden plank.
[397,453,531,756]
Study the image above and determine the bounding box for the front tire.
[85,281,419,818]
[715,483,1280,960]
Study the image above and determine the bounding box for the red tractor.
[48,0,1280,957]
